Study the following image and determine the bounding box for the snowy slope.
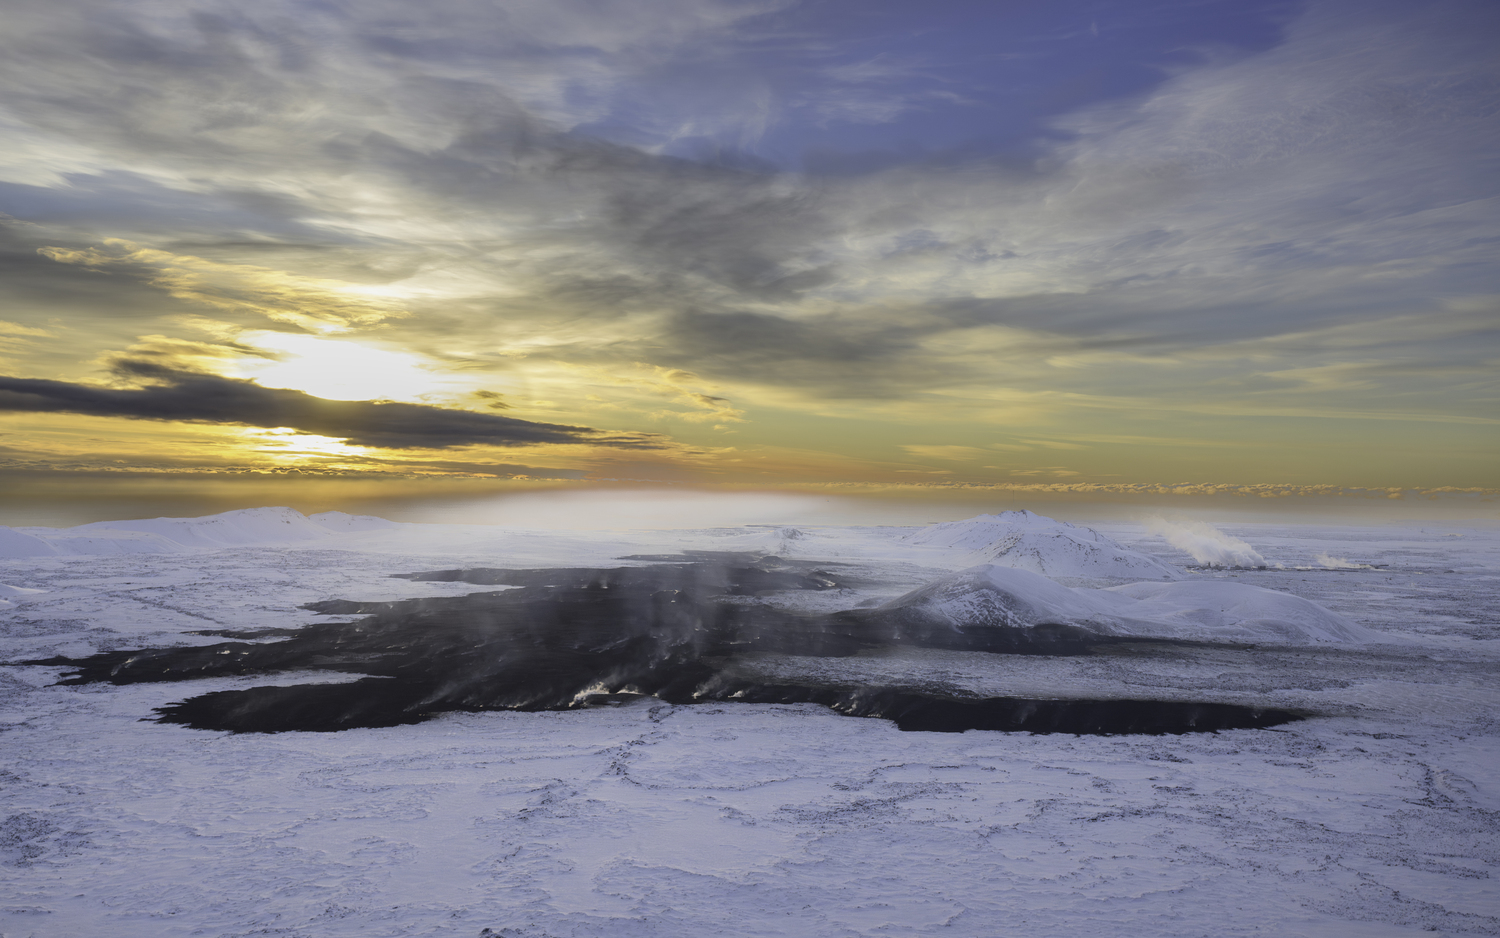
[308,510,404,533]
[883,564,1377,645]
[0,525,59,558]
[68,505,338,548]
[1106,579,1379,644]
[1,506,394,557]
[0,582,46,606]
[902,510,1181,579]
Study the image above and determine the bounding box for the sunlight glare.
[238,427,371,460]
[235,334,441,402]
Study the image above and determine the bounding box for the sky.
[0,0,1496,516]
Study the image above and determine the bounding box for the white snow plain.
[1,507,1498,937]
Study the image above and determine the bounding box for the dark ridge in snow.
[29,560,1303,734]
[150,680,1300,736]
[704,685,1303,736]
[386,557,850,596]
[614,549,790,562]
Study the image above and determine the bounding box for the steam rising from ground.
[1148,519,1272,568]
[1315,552,1372,570]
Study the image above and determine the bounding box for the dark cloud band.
[0,368,655,450]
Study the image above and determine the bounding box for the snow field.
[0,510,1497,936]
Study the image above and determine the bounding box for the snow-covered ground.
[1,508,1497,936]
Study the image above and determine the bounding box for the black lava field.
[30,557,1302,735]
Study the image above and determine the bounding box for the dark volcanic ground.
[30,557,1300,734]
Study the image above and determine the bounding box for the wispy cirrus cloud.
[40,240,412,333]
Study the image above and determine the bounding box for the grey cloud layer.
[0,0,1495,425]
[0,368,656,450]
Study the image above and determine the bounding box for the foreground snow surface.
[1,512,1498,936]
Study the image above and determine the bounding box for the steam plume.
[1147,519,1272,568]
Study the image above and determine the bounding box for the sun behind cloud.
[230,334,450,403]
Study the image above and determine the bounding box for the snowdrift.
[0,582,46,605]
[904,510,1180,580]
[883,564,1378,645]
[0,507,400,557]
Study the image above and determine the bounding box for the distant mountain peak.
[903,511,1180,580]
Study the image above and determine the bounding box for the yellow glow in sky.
[233,334,442,402]
[237,427,373,460]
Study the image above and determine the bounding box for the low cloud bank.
[810,481,1499,499]
[0,369,657,451]
[1147,519,1271,568]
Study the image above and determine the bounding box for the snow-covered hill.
[884,564,1377,645]
[307,510,404,533]
[902,510,1181,580]
[0,526,56,558]
[0,507,401,557]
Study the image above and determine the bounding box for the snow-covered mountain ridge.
[885,564,1377,645]
[902,510,1182,580]
[0,507,400,557]
[0,505,1375,644]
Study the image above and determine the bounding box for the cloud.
[0,0,1494,486]
[899,445,987,462]
[9,1,1494,353]
[0,317,53,357]
[0,367,658,450]
[803,480,1500,499]
[96,334,278,376]
[0,446,589,480]
[1016,438,1088,451]
[622,365,744,425]
[41,240,410,333]
[666,308,901,365]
